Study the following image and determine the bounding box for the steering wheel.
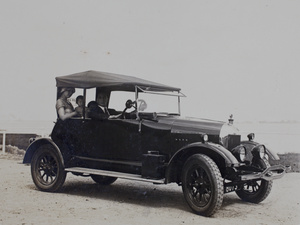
[121,99,136,119]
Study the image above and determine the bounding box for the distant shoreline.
[236,120,300,124]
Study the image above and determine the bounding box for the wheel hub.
[43,164,54,175]
[194,178,208,194]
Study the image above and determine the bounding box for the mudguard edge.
[22,138,64,166]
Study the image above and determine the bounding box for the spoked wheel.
[91,175,117,185]
[31,145,66,192]
[182,154,224,217]
[236,159,273,203]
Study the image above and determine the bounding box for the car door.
[140,119,172,156]
[80,118,142,160]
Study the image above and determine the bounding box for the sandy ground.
[0,153,299,225]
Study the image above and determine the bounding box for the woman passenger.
[56,87,78,120]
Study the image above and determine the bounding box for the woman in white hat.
[56,87,78,120]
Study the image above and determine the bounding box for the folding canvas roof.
[56,70,180,92]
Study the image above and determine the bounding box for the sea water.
[237,122,300,154]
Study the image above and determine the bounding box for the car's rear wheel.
[31,144,66,192]
[91,175,117,185]
[235,159,273,203]
[182,154,224,217]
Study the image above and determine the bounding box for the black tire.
[182,154,224,217]
[91,175,117,185]
[31,144,66,192]
[235,159,273,203]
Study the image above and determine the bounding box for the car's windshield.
[137,92,180,115]
[109,90,181,115]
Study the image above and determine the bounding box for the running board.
[65,167,165,184]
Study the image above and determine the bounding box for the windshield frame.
[135,86,186,116]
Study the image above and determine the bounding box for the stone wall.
[0,133,37,150]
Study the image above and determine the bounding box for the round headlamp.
[252,145,266,159]
[239,147,246,162]
[232,145,246,162]
[201,134,209,143]
[201,134,208,142]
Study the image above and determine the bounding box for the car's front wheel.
[182,154,224,217]
[31,144,66,192]
[91,175,117,185]
[235,159,273,203]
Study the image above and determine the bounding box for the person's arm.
[109,114,122,119]
[75,107,83,117]
[88,110,109,120]
[107,108,122,119]
[57,107,77,121]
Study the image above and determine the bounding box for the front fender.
[169,142,239,167]
[165,142,239,183]
[23,138,64,166]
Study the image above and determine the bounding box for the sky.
[0,0,299,124]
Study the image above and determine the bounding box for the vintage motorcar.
[23,70,285,216]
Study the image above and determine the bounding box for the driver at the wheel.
[88,92,120,120]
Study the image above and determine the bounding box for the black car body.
[23,70,285,216]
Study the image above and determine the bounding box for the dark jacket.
[87,101,119,120]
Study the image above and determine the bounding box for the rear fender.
[23,138,64,166]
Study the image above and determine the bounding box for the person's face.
[62,90,73,98]
[77,98,83,107]
[66,90,73,98]
[97,93,108,106]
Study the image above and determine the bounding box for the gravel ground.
[0,153,299,225]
